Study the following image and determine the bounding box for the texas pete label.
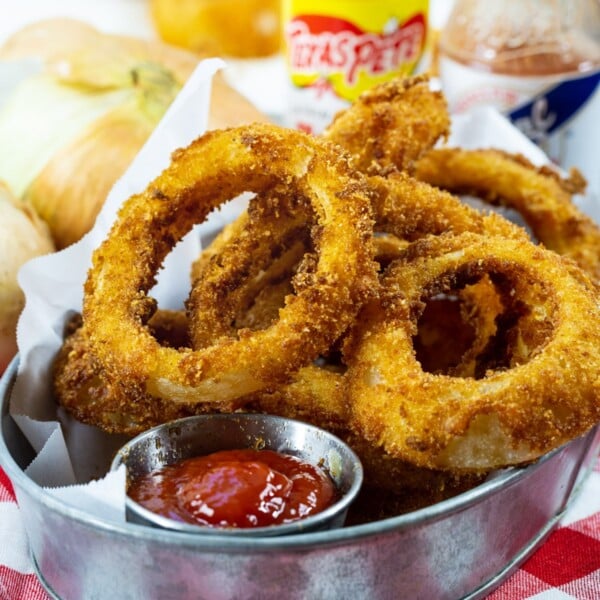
[283,0,428,134]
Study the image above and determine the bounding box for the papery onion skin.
[0,59,179,250]
[25,102,168,249]
[0,18,268,131]
[0,183,54,373]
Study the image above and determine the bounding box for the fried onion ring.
[348,232,600,471]
[186,76,527,344]
[323,74,450,173]
[187,193,314,348]
[414,148,600,281]
[369,171,527,242]
[53,311,227,434]
[83,124,376,405]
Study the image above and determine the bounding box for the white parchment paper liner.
[9,57,227,521]
[6,75,600,523]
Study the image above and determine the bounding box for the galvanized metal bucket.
[2,358,599,600]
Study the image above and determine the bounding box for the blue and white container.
[439,0,600,200]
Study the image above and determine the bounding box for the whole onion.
[0,19,266,249]
[0,183,54,373]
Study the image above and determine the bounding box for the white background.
[0,0,155,44]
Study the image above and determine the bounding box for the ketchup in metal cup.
[282,0,429,134]
[127,449,338,528]
[438,0,600,200]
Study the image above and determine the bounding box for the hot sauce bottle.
[282,0,430,134]
[438,0,600,200]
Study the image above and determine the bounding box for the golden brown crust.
[323,74,450,173]
[53,311,231,435]
[53,74,600,504]
[188,193,313,346]
[414,148,600,281]
[348,232,600,471]
[83,124,377,405]
[370,171,527,241]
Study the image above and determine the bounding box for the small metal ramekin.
[110,413,363,537]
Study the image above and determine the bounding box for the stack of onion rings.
[414,148,600,282]
[53,75,600,518]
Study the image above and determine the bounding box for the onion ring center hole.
[413,291,478,375]
[413,269,551,378]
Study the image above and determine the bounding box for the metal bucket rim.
[0,356,570,552]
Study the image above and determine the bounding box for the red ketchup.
[127,449,338,528]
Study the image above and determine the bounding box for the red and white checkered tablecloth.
[1,461,599,600]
